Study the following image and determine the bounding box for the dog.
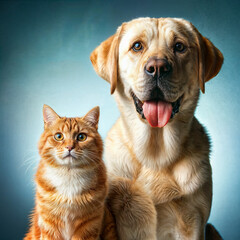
[90,17,223,240]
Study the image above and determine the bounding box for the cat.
[25,105,117,240]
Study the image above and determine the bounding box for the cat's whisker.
[82,155,100,164]
[21,149,39,174]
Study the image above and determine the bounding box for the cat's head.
[38,105,103,168]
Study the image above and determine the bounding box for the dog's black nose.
[145,58,171,78]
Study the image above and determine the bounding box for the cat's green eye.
[54,133,64,141]
[77,133,87,142]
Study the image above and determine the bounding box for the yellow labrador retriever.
[91,17,223,240]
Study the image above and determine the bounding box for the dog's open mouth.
[131,91,183,128]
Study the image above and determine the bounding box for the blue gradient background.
[0,1,239,239]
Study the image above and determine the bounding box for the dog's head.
[90,18,223,128]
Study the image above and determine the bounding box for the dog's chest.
[137,167,167,192]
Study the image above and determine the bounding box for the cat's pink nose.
[66,146,74,151]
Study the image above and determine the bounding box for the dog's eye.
[132,42,143,52]
[174,42,186,53]
[54,132,64,141]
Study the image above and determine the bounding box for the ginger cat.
[25,105,117,240]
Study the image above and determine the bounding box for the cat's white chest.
[44,166,95,198]
[43,166,97,239]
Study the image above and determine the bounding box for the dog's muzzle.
[131,90,183,127]
[130,58,182,127]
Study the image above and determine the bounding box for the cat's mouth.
[63,152,77,160]
[60,152,80,167]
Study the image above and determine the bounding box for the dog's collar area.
[130,90,182,120]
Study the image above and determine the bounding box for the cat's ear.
[43,105,60,127]
[83,106,100,129]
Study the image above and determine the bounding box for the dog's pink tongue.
[143,100,172,128]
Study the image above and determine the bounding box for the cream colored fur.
[90,17,223,240]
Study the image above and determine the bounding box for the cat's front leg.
[40,231,61,240]
[107,177,157,240]
[100,206,118,240]
[71,212,104,240]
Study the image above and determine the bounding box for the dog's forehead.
[159,18,194,38]
[120,18,158,45]
[120,17,195,46]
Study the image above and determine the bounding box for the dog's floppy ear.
[196,33,223,93]
[90,26,122,94]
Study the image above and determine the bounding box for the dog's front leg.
[107,177,157,240]
[138,170,182,206]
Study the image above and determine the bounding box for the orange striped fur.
[25,105,117,240]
